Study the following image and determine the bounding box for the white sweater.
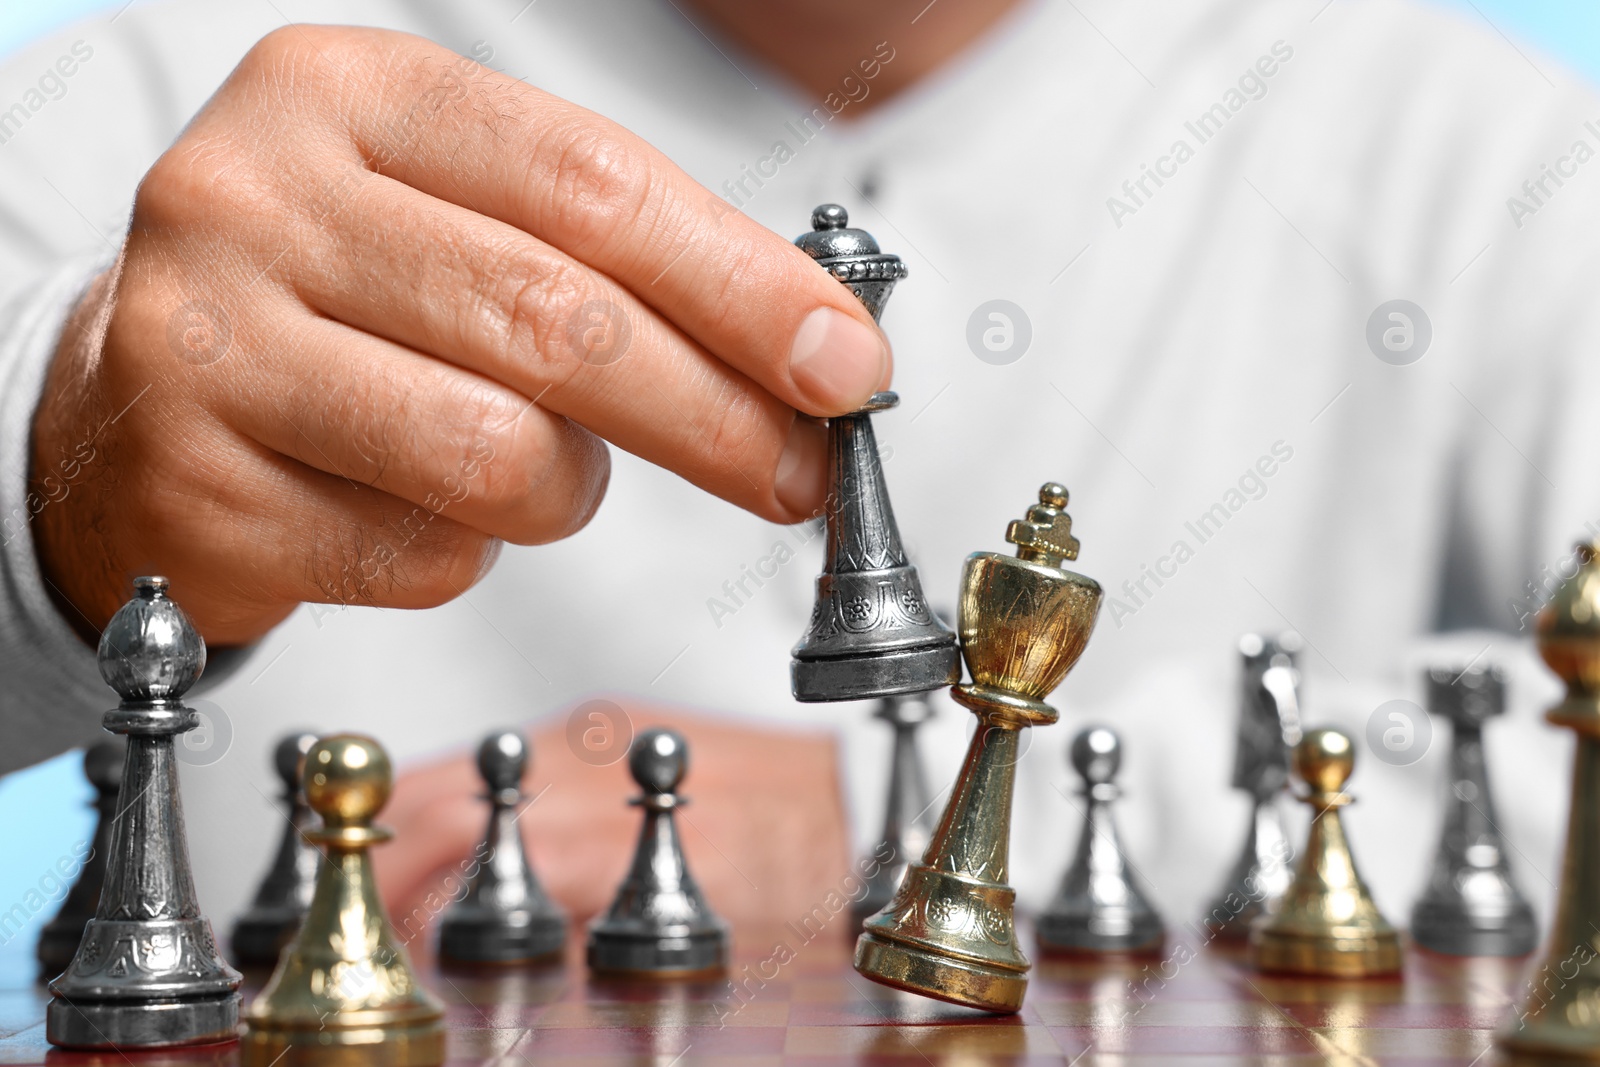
[0,0,1595,928]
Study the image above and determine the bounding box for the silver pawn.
[1037,726,1165,955]
[1203,632,1301,940]
[38,738,125,979]
[231,733,320,968]
[439,731,568,963]
[853,693,937,928]
[47,576,241,1049]
[588,728,728,975]
[1411,664,1538,956]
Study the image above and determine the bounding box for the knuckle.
[541,122,654,253]
[702,387,773,476]
[482,252,595,388]
[134,144,224,232]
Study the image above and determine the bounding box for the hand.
[374,705,853,940]
[29,26,891,643]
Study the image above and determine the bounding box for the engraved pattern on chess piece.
[854,484,1103,1013]
[790,204,958,701]
[46,577,242,1049]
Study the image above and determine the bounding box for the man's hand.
[29,25,889,643]
[375,707,853,936]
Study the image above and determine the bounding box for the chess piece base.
[1248,925,1402,978]
[231,908,304,970]
[441,913,566,964]
[46,991,240,1049]
[241,1015,443,1067]
[853,932,1025,1014]
[792,642,960,703]
[587,928,727,976]
[1411,902,1538,957]
[1036,913,1164,956]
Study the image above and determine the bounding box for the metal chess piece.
[1204,633,1302,940]
[231,732,320,968]
[37,738,124,980]
[1037,726,1165,955]
[1498,541,1600,1060]
[853,693,938,928]
[1249,728,1401,978]
[855,483,1104,1014]
[588,728,728,976]
[439,730,568,964]
[790,204,959,702]
[1411,665,1537,957]
[47,577,242,1048]
[242,734,443,1067]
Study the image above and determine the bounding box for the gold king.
[853,483,1103,1013]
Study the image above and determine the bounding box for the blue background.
[0,0,1594,971]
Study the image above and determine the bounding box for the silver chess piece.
[38,738,125,979]
[47,577,241,1049]
[588,728,728,975]
[439,731,568,964]
[790,204,959,702]
[852,693,938,927]
[1411,664,1537,956]
[231,732,319,968]
[1038,726,1165,955]
[1204,632,1301,940]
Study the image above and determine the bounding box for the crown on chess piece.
[1498,541,1600,1061]
[47,577,241,1049]
[854,483,1103,1013]
[1248,728,1401,978]
[242,735,443,1067]
[790,204,959,703]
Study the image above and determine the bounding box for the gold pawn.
[1248,728,1401,977]
[853,483,1104,1013]
[241,734,443,1066]
[1497,541,1600,1063]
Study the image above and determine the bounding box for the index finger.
[306,26,893,416]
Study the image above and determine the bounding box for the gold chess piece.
[1248,728,1401,978]
[241,734,443,1067]
[854,483,1104,1013]
[1497,540,1600,1063]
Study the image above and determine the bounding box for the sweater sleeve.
[0,249,120,771]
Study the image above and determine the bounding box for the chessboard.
[0,923,1525,1065]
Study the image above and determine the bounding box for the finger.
[274,169,824,521]
[206,311,611,545]
[117,412,499,613]
[249,26,892,416]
